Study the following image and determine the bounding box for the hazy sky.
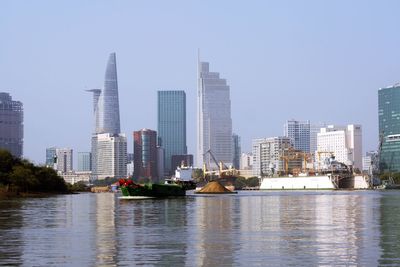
[2,0,400,164]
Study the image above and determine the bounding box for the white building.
[316,125,362,170]
[197,60,233,168]
[240,152,252,170]
[252,137,299,176]
[61,171,91,185]
[96,133,127,180]
[362,151,378,174]
[55,148,73,174]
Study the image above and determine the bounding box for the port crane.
[202,149,239,180]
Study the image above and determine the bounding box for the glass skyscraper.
[0,93,23,158]
[197,61,233,168]
[134,129,158,179]
[88,53,126,180]
[78,152,92,172]
[284,120,311,153]
[379,84,400,172]
[157,90,187,174]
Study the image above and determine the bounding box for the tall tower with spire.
[88,53,126,180]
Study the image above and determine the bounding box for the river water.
[0,190,399,266]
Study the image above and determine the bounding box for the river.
[0,190,399,266]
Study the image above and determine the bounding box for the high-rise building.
[252,137,300,176]
[284,120,310,153]
[317,125,362,170]
[379,84,400,172]
[0,93,23,158]
[232,133,241,169]
[197,60,233,168]
[88,53,125,180]
[77,152,92,172]
[96,133,127,180]
[363,151,378,174]
[55,148,73,174]
[240,152,252,170]
[157,90,187,174]
[134,129,158,180]
[46,147,57,168]
[310,122,326,155]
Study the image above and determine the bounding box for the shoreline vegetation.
[0,149,84,198]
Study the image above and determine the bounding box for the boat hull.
[121,184,185,197]
[260,176,336,190]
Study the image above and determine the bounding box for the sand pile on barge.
[195,181,237,194]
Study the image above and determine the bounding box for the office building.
[77,152,92,172]
[157,90,187,174]
[197,60,233,168]
[96,133,127,180]
[379,84,400,172]
[284,120,310,153]
[232,133,241,169]
[55,148,73,174]
[363,151,378,174]
[134,129,158,180]
[317,125,362,170]
[46,147,57,168]
[0,93,23,158]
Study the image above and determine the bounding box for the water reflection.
[0,191,400,266]
[379,192,400,266]
[0,199,23,266]
[116,197,190,266]
[94,193,117,266]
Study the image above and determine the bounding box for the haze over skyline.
[2,0,400,164]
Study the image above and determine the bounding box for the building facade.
[0,93,23,158]
[55,148,73,174]
[317,125,362,170]
[133,129,158,180]
[77,152,92,172]
[96,133,127,180]
[232,133,241,169]
[197,61,233,168]
[379,84,400,172]
[240,152,252,170]
[284,120,310,153]
[46,147,57,168]
[252,137,300,177]
[157,90,187,175]
[310,122,326,156]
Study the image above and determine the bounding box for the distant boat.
[119,179,186,197]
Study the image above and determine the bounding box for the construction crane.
[202,149,238,179]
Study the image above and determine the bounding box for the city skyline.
[2,1,400,163]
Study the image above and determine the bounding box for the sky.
[1,0,400,165]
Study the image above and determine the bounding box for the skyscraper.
[55,148,73,174]
[88,53,126,180]
[157,90,187,174]
[78,152,92,172]
[46,147,57,168]
[232,133,241,169]
[284,120,310,153]
[0,93,23,158]
[134,129,158,180]
[98,53,120,135]
[379,84,400,172]
[197,60,233,168]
